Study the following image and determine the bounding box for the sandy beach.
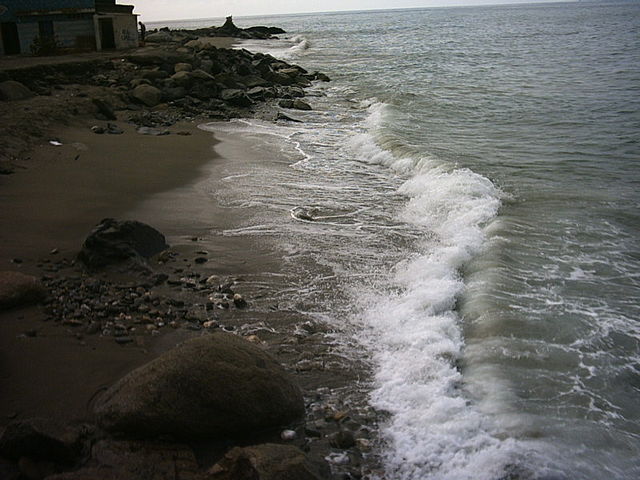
[0,31,374,480]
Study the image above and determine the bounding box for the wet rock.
[276,112,302,123]
[0,80,34,101]
[329,430,356,449]
[137,126,170,136]
[220,89,252,107]
[293,99,312,111]
[77,218,169,271]
[279,99,294,109]
[233,294,247,309]
[131,84,162,107]
[0,271,46,310]
[209,443,326,480]
[94,332,305,440]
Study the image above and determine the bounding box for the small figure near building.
[138,21,146,46]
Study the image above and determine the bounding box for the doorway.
[99,18,115,49]
[1,22,21,55]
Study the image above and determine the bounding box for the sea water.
[153,1,640,478]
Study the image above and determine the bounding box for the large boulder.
[209,443,325,480]
[45,440,201,480]
[0,271,46,310]
[131,84,162,107]
[94,332,305,440]
[77,218,168,271]
[0,80,34,101]
[0,418,83,464]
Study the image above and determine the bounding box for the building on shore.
[0,0,138,55]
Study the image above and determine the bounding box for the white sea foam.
[343,103,528,479]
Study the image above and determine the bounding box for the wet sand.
[0,120,226,423]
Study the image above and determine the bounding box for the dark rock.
[293,99,312,111]
[106,123,123,135]
[137,126,170,136]
[209,443,326,480]
[0,80,34,101]
[244,26,287,35]
[233,294,247,309]
[131,84,162,107]
[94,332,305,440]
[220,89,252,107]
[0,418,81,464]
[276,112,302,123]
[219,16,241,34]
[46,439,201,480]
[0,271,46,310]
[329,430,356,449]
[92,98,116,120]
[77,218,169,271]
[278,99,294,109]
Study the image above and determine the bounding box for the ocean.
[150,1,640,478]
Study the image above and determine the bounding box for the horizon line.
[140,0,578,24]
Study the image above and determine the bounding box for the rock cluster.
[1,36,329,129]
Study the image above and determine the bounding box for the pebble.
[233,293,247,309]
[280,429,297,441]
[115,336,133,345]
[330,430,356,449]
[325,453,350,465]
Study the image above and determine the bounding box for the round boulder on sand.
[0,271,46,310]
[94,332,305,440]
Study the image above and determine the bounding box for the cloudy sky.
[131,0,563,22]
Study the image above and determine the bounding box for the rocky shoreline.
[0,20,383,480]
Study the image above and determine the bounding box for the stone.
[278,99,294,109]
[220,89,252,107]
[170,71,194,87]
[92,98,116,120]
[208,443,325,480]
[174,63,193,73]
[137,127,170,136]
[329,430,356,449]
[94,332,305,440]
[77,218,169,271]
[0,418,82,464]
[0,272,46,310]
[0,80,34,101]
[233,294,247,309]
[293,99,312,111]
[46,440,201,480]
[131,84,162,107]
[276,112,302,123]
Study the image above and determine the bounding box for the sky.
[130,0,567,22]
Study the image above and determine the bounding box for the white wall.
[113,14,138,49]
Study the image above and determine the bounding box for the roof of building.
[0,1,133,22]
